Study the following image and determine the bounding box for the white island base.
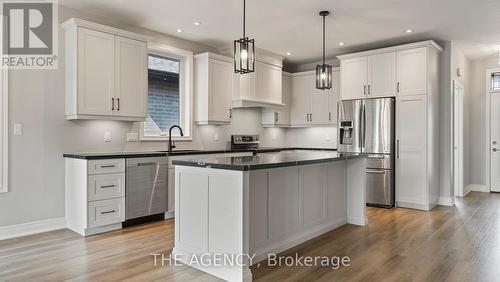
[173,157,366,282]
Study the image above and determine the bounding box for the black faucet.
[168,125,184,152]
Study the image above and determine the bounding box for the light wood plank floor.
[1,192,499,282]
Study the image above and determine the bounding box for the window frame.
[140,43,193,141]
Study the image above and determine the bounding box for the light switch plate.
[14,124,23,135]
[214,133,220,141]
[104,132,111,142]
[325,133,331,142]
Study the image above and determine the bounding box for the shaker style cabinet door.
[114,36,148,118]
[397,47,428,96]
[328,71,340,124]
[290,74,312,126]
[367,52,397,97]
[310,82,330,125]
[395,95,428,206]
[340,56,368,100]
[209,58,233,123]
[77,28,115,116]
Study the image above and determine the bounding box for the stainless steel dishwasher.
[125,157,168,220]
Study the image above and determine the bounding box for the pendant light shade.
[316,11,332,90]
[234,0,255,74]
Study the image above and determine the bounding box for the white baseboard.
[438,196,455,206]
[468,184,490,193]
[0,217,66,241]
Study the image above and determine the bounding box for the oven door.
[366,169,393,207]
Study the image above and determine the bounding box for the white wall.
[0,6,289,227]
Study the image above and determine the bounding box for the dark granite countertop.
[63,147,337,160]
[172,151,366,171]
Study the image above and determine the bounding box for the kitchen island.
[172,150,367,282]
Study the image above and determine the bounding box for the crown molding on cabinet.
[337,40,443,61]
[62,18,152,42]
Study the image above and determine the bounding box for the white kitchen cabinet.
[397,47,428,96]
[290,70,340,127]
[114,36,148,118]
[290,73,312,126]
[262,72,291,127]
[234,61,283,107]
[65,157,126,236]
[63,18,149,121]
[195,52,233,125]
[368,52,397,97]
[340,57,368,100]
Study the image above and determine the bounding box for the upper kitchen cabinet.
[397,47,428,96]
[339,41,441,101]
[234,61,283,107]
[63,18,149,121]
[194,52,234,125]
[289,69,339,127]
[340,56,368,100]
[262,72,291,127]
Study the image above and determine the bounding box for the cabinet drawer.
[88,159,125,175]
[88,173,125,201]
[88,198,125,228]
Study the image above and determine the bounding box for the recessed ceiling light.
[194,21,201,26]
[339,42,345,46]
[286,52,291,56]
[406,29,413,33]
[176,28,183,33]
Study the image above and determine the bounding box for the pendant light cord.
[322,14,326,65]
[243,0,246,39]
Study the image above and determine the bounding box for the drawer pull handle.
[101,210,116,215]
[100,165,116,168]
[137,162,157,166]
[100,185,116,188]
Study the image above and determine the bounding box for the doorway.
[490,90,500,192]
[452,80,464,197]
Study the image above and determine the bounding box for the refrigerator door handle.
[396,139,400,159]
[362,103,366,149]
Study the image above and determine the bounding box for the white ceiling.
[60,0,500,65]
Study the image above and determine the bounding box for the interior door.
[368,52,397,97]
[114,36,148,118]
[453,81,464,196]
[395,95,427,205]
[291,74,311,126]
[77,28,115,116]
[491,92,500,192]
[340,57,368,100]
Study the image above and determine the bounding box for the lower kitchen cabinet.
[65,158,126,236]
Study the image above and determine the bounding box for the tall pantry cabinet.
[338,41,442,211]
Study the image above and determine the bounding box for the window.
[140,44,193,140]
[492,72,500,90]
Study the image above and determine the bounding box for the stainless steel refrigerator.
[337,98,395,208]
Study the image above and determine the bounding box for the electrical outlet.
[214,133,220,141]
[325,134,331,142]
[127,132,139,142]
[272,131,277,140]
[104,132,111,142]
[14,123,23,135]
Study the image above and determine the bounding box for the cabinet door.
[291,75,311,126]
[328,71,340,124]
[77,28,115,116]
[310,81,330,125]
[267,64,283,104]
[278,74,291,125]
[255,62,268,102]
[340,57,368,100]
[397,47,428,96]
[368,52,396,97]
[114,36,148,118]
[395,95,427,206]
[209,58,233,122]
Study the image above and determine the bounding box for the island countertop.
[172,150,366,171]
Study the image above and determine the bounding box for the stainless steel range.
[231,134,260,150]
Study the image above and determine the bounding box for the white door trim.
[452,80,464,197]
[486,68,500,192]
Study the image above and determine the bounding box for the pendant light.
[316,11,333,90]
[234,0,255,74]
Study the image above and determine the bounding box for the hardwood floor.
[1,192,499,282]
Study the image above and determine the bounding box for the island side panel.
[173,165,252,282]
[346,158,367,226]
[249,162,349,263]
